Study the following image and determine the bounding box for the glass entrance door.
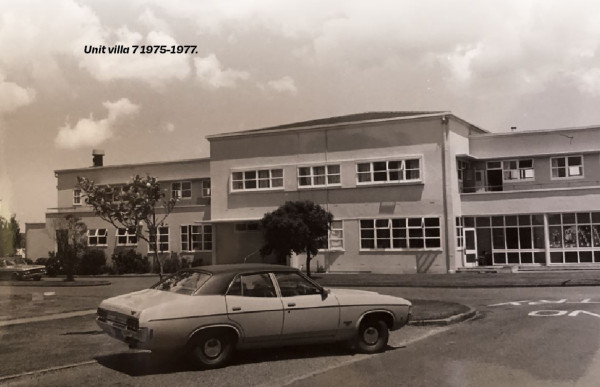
[464,228,477,267]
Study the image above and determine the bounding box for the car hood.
[99,289,185,317]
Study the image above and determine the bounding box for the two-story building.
[26,111,600,274]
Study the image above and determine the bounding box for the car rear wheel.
[188,330,235,369]
[356,319,389,354]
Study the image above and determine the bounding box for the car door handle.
[232,307,242,311]
[287,303,296,307]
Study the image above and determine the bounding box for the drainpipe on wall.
[441,116,453,273]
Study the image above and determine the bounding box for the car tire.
[188,330,235,369]
[356,319,389,354]
[34,276,42,281]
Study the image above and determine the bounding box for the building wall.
[25,223,55,260]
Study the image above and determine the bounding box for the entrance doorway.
[464,228,477,267]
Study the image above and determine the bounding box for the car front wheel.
[356,319,389,354]
[188,330,235,369]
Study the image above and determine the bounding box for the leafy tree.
[55,215,88,281]
[77,174,177,280]
[260,201,333,277]
[0,215,20,256]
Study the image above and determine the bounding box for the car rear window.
[152,270,211,295]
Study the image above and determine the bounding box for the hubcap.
[203,338,222,358]
[363,326,379,345]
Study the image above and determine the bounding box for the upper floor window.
[116,228,137,246]
[356,158,421,185]
[231,169,283,191]
[172,181,192,199]
[149,226,169,252]
[457,160,470,182]
[181,224,212,251]
[503,159,534,181]
[234,222,260,232]
[73,189,82,206]
[201,179,211,198]
[360,217,440,250]
[88,229,107,246]
[551,156,583,179]
[298,165,341,188]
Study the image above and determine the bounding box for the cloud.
[55,98,140,149]
[0,73,36,115]
[263,76,298,94]
[162,122,176,133]
[194,54,249,89]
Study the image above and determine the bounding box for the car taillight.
[97,308,107,322]
[126,317,139,331]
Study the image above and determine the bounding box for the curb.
[0,280,111,287]
[408,307,478,326]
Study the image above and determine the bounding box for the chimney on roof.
[510,126,517,132]
[92,149,104,167]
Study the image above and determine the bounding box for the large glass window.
[298,164,341,187]
[360,217,440,250]
[356,158,421,184]
[181,224,212,251]
[231,169,284,191]
[551,156,583,178]
[548,212,600,263]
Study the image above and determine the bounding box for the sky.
[3,0,600,225]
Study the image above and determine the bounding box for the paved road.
[2,282,600,386]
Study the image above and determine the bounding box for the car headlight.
[97,308,107,322]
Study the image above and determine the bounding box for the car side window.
[274,272,322,297]
[227,273,277,298]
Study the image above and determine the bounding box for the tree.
[77,174,177,280]
[260,201,333,277]
[0,215,21,256]
[55,215,88,281]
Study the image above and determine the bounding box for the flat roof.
[55,157,210,174]
[207,111,488,140]
[470,123,600,138]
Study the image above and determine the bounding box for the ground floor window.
[548,212,600,264]
[360,217,440,250]
[181,224,212,252]
[116,228,137,246]
[149,226,169,252]
[88,229,107,246]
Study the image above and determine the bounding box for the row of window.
[73,180,211,205]
[459,155,584,183]
[86,225,213,252]
[230,157,422,192]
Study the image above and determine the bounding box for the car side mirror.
[321,288,330,299]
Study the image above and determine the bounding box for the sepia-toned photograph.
[2,1,600,386]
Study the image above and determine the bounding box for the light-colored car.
[0,257,46,281]
[96,263,411,368]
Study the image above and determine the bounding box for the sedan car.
[0,257,46,281]
[96,263,411,368]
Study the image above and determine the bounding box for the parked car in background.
[0,257,46,281]
[97,263,412,369]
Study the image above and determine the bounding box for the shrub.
[78,249,106,275]
[161,253,181,274]
[191,257,204,267]
[111,250,150,274]
[45,251,63,277]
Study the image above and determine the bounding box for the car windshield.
[151,270,211,295]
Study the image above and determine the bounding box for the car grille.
[97,308,139,331]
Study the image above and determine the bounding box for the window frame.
[230,168,284,192]
[234,222,260,233]
[297,164,341,188]
[88,228,108,246]
[318,220,344,251]
[502,159,535,181]
[359,217,441,251]
[355,157,422,186]
[180,224,212,252]
[550,155,584,180]
[171,181,192,200]
[73,189,82,206]
[148,226,170,253]
[116,227,138,246]
[201,179,211,198]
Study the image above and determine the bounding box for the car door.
[225,272,284,343]
[273,272,339,341]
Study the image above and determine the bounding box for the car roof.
[188,263,302,295]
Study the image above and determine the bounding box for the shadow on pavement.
[95,343,399,376]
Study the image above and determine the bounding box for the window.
[457,160,470,182]
[172,181,192,199]
[360,217,440,250]
[181,224,212,251]
[73,189,82,205]
[88,229,107,246]
[502,159,534,181]
[149,226,169,252]
[231,169,284,191]
[274,272,322,297]
[548,212,600,264]
[201,179,211,197]
[298,165,341,187]
[227,273,276,297]
[234,222,260,232]
[318,220,344,250]
[356,158,421,184]
[116,228,137,246]
[152,270,211,295]
[456,217,464,250]
[551,156,583,179]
